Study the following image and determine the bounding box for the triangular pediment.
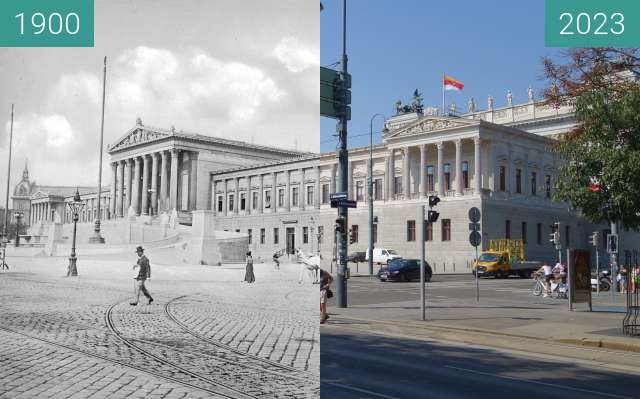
[108,125,172,152]
[387,116,479,139]
[31,190,49,199]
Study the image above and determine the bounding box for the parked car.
[347,252,367,263]
[377,259,432,282]
[365,248,402,265]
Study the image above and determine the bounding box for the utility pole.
[90,56,107,243]
[335,0,349,308]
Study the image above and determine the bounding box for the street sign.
[320,66,352,120]
[468,207,481,223]
[337,199,357,208]
[469,223,480,231]
[330,192,348,201]
[469,231,481,247]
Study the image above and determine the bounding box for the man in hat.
[131,246,153,305]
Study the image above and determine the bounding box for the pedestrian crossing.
[345,278,534,296]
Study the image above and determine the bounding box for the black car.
[377,258,432,282]
[347,251,367,263]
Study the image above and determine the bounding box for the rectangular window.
[545,175,551,198]
[278,188,284,207]
[444,163,451,191]
[260,228,265,244]
[356,181,364,201]
[265,191,271,209]
[565,225,570,247]
[427,165,435,192]
[521,221,527,244]
[374,178,383,200]
[462,161,469,189]
[531,172,537,196]
[442,219,451,241]
[292,187,299,207]
[303,226,309,244]
[506,220,511,239]
[394,176,402,196]
[372,224,377,243]
[351,225,359,243]
[228,194,234,211]
[248,229,252,244]
[274,228,279,245]
[516,169,522,194]
[217,196,223,212]
[499,166,506,192]
[306,186,314,206]
[240,193,246,211]
[537,223,542,245]
[252,192,258,210]
[321,184,329,204]
[426,222,433,241]
[318,226,324,244]
[407,220,416,241]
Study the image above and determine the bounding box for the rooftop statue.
[395,89,424,115]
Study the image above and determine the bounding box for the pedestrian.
[273,250,281,270]
[619,265,628,293]
[130,246,153,306]
[320,269,333,324]
[244,251,255,283]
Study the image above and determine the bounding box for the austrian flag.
[443,75,464,91]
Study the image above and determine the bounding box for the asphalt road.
[321,327,637,399]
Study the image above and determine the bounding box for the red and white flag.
[443,75,464,91]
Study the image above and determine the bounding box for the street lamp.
[67,188,85,277]
[14,211,23,247]
[368,113,387,276]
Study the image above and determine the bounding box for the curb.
[328,315,640,354]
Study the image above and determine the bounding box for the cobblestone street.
[0,255,320,398]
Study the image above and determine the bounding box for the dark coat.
[136,254,151,280]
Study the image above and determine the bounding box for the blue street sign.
[330,192,348,200]
[338,199,357,208]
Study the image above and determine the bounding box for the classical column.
[507,144,513,194]
[169,149,179,210]
[141,155,150,215]
[125,159,133,213]
[285,170,291,211]
[299,168,305,210]
[160,151,168,211]
[419,144,426,197]
[403,146,410,198]
[271,172,277,213]
[523,151,530,196]
[315,166,321,209]
[330,164,337,194]
[388,150,395,199]
[132,157,141,215]
[109,162,117,219]
[45,203,50,221]
[223,179,228,216]
[347,162,353,200]
[116,161,124,217]
[455,139,463,196]
[151,153,159,215]
[437,142,444,196]
[383,156,389,200]
[258,174,264,213]
[182,152,190,211]
[234,177,240,214]
[474,137,482,194]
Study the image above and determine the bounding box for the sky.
[0,0,319,205]
[320,0,563,152]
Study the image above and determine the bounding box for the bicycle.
[532,272,567,299]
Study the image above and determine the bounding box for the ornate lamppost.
[67,189,85,277]
[14,211,23,247]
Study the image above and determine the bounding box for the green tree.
[543,48,640,229]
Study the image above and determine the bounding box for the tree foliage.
[543,48,640,228]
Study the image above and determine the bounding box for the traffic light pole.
[335,0,348,308]
[611,221,618,300]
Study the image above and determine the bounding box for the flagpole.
[442,72,445,116]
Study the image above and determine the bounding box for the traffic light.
[549,222,560,247]
[335,217,346,234]
[590,231,599,247]
[428,195,441,208]
[427,210,440,223]
[549,232,557,245]
[349,229,356,244]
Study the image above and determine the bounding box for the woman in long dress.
[244,251,255,283]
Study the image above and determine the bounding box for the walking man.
[130,246,153,306]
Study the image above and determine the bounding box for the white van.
[365,248,402,265]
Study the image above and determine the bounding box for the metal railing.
[623,250,640,336]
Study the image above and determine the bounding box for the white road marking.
[322,381,403,399]
[444,365,635,399]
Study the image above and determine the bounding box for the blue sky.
[320,0,561,152]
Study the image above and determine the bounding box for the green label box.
[0,0,94,47]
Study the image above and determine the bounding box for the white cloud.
[273,36,319,73]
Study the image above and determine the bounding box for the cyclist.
[552,262,567,284]
[535,263,554,297]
